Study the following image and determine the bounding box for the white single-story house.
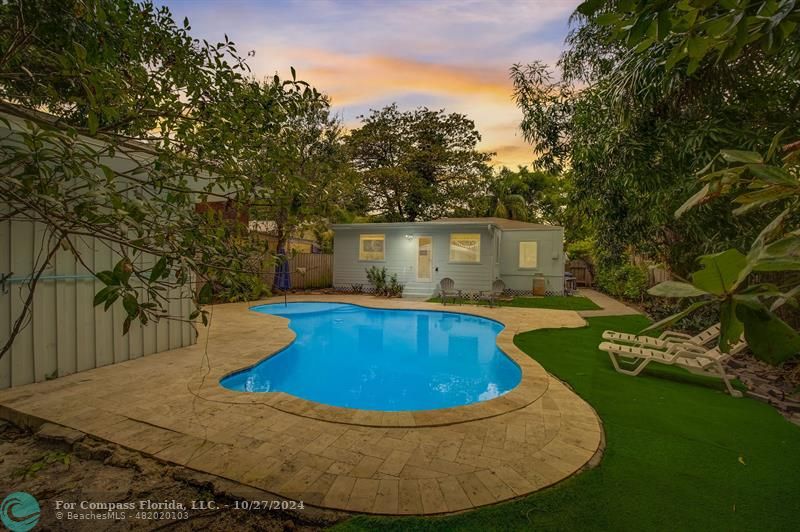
[331,217,565,298]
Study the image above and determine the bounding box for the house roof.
[0,100,225,196]
[331,217,562,231]
[0,101,158,154]
[432,217,560,230]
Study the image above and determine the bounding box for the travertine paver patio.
[0,295,602,515]
[578,289,641,317]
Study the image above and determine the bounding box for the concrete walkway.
[577,289,642,318]
[0,296,602,515]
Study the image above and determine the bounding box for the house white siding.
[332,220,565,297]
[333,225,498,297]
[498,228,565,294]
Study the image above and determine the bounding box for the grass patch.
[335,316,800,531]
[425,295,601,311]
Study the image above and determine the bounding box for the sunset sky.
[161,0,581,167]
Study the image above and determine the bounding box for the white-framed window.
[359,234,385,261]
[519,241,538,268]
[449,233,481,263]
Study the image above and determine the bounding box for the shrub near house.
[365,266,404,297]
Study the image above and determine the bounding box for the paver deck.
[578,289,642,317]
[0,295,603,515]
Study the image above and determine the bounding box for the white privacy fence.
[0,220,196,389]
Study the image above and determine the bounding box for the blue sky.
[160,0,581,167]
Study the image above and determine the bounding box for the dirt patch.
[0,421,345,531]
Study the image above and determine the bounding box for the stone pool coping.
[0,295,604,515]
[208,299,558,427]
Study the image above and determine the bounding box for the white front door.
[417,236,432,282]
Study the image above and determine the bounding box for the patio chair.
[602,323,720,353]
[599,339,747,397]
[478,279,511,308]
[564,272,577,295]
[439,277,461,305]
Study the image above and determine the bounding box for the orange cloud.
[249,48,534,167]
[486,144,535,168]
[254,49,512,106]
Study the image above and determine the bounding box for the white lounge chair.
[599,339,746,397]
[602,323,720,353]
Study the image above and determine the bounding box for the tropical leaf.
[736,304,800,365]
[122,294,138,317]
[577,0,605,17]
[720,149,763,164]
[719,299,744,352]
[648,280,709,298]
[675,183,710,218]
[691,249,747,295]
[198,282,214,305]
[746,164,795,185]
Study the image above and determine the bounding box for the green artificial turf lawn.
[425,295,601,311]
[335,316,800,532]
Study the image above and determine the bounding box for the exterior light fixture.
[404,234,413,240]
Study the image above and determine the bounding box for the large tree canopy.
[475,166,565,225]
[347,104,493,222]
[511,2,800,275]
[543,0,800,363]
[0,0,338,358]
[243,78,354,260]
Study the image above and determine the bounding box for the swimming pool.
[220,302,522,411]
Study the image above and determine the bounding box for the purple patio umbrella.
[275,249,291,292]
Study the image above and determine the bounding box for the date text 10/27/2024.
[53,499,305,512]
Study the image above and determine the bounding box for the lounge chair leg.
[716,362,743,398]
[608,353,649,376]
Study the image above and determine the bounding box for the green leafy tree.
[347,103,493,221]
[512,3,798,276]
[243,77,354,253]
[574,0,800,363]
[0,0,325,359]
[480,166,564,223]
[646,142,800,363]
[580,0,800,74]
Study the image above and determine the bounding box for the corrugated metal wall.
[0,219,196,389]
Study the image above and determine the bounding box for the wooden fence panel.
[566,259,593,287]
[262,253,333,291]
[290,254,333,289]
[648,266,671,286]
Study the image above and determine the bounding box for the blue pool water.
[220,302,522,411]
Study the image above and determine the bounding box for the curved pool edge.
[204,298,580,428]
[0,294,605,516]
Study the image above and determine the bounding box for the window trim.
[518,240,539,269]
[448,232,481,264]
[358,233,386,262]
